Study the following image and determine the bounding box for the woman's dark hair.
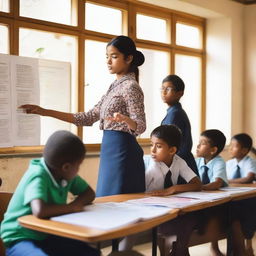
[201,129,226,155]
[232,133,253,151]
[43,130,86,169]
[162,74,185,92]
[107,35,145,82]
[150,125,182,150]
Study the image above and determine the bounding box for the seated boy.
[196,129,228,256]
[0,130,100,256]
[226,133,256,184]
[227,133,256,256]
[119,125,202,255]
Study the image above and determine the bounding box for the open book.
[51,202,171,230]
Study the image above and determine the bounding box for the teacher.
[20,35,146,197]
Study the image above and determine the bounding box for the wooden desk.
[19,194,179,256]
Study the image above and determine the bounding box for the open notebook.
[51,202,171,230]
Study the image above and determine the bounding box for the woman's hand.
[19,104,45,116]
[106,112,127,123]
[106,112,137,132]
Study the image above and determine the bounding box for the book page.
[127,196,206,208]
[51,202,171,230]
[11,55,40,146]
[0,54,12,147]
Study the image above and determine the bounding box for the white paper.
[220,186,256,195]
[0,54,12,147]
[51,202,171,230]
[127,196,206,209]
[173,191,230,201]
[38,59,71,144]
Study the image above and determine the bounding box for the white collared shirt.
[226,155,256,179]
[144,154,196,192]
[196,156,228,186]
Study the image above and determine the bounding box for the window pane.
[139,48,170,138]
[85,3,122,35]
[0,0,9,12]
[175,54,202,152]
[20,0,75,25]
[0,24,9,54]
[84,40,114,143]
[176,23,202,49]
[137,14,169,43]
[19,28,78,144]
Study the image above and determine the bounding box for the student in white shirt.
[119,125,201,256]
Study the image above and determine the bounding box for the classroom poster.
[0,53,40,147]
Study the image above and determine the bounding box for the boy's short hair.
[201,129,226,155]
[43,130,86,169]
[162,74,185,92]
[150,125,182,150]
[232,133,253,151]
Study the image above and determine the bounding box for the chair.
[0,192,13,256]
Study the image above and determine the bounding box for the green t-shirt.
[0,158,88,247]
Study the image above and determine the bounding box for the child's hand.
[19,104,44,115]
[150,187,175,197]
[69,200,85,213]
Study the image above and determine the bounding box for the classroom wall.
[244,4,256,141]
[1,0,255,193]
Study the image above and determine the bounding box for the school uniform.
[144,155,198,255]
[1,158,100,256]
[227,156,256,239]
[196,156,228,186]
[74,73,146,197]
[196,156,229,237]
[226,156,256,179]
[144,154,196,191]
[161,102,199,179]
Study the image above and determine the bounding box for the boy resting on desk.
[195,129,228,256]
[119,125,202,256]
[227,133,256,256]
[0,130,100,256]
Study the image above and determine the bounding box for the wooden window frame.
[0,0,206,155]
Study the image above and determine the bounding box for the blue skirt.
[96,130,145,197]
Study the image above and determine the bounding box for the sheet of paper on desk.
[220,186,256,195]
[127,196,205,208]
[173,191,230,201]
[51,202,171,230]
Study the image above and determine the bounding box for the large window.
[0,0,205,153]
[0,24,9,53]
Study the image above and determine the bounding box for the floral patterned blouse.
[74,73,146,136]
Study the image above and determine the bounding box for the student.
[226,133,256,184]
[226,133,256,256]
[19,35,146,197]
[195,129,228,256]
[119,125,202,256]
[0,130,100,256]
[160,75,199,181]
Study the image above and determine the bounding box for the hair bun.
[134,50,145,66]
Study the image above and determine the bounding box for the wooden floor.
[102,236,256,255]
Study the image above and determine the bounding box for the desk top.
[19,193,179,243]
[18,187,256,243]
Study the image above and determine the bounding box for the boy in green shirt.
[0,130,100,256]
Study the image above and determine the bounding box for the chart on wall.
[0,53,71,148]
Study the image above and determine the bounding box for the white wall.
[244,5,256,141]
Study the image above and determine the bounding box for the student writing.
[0,130,100,256]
